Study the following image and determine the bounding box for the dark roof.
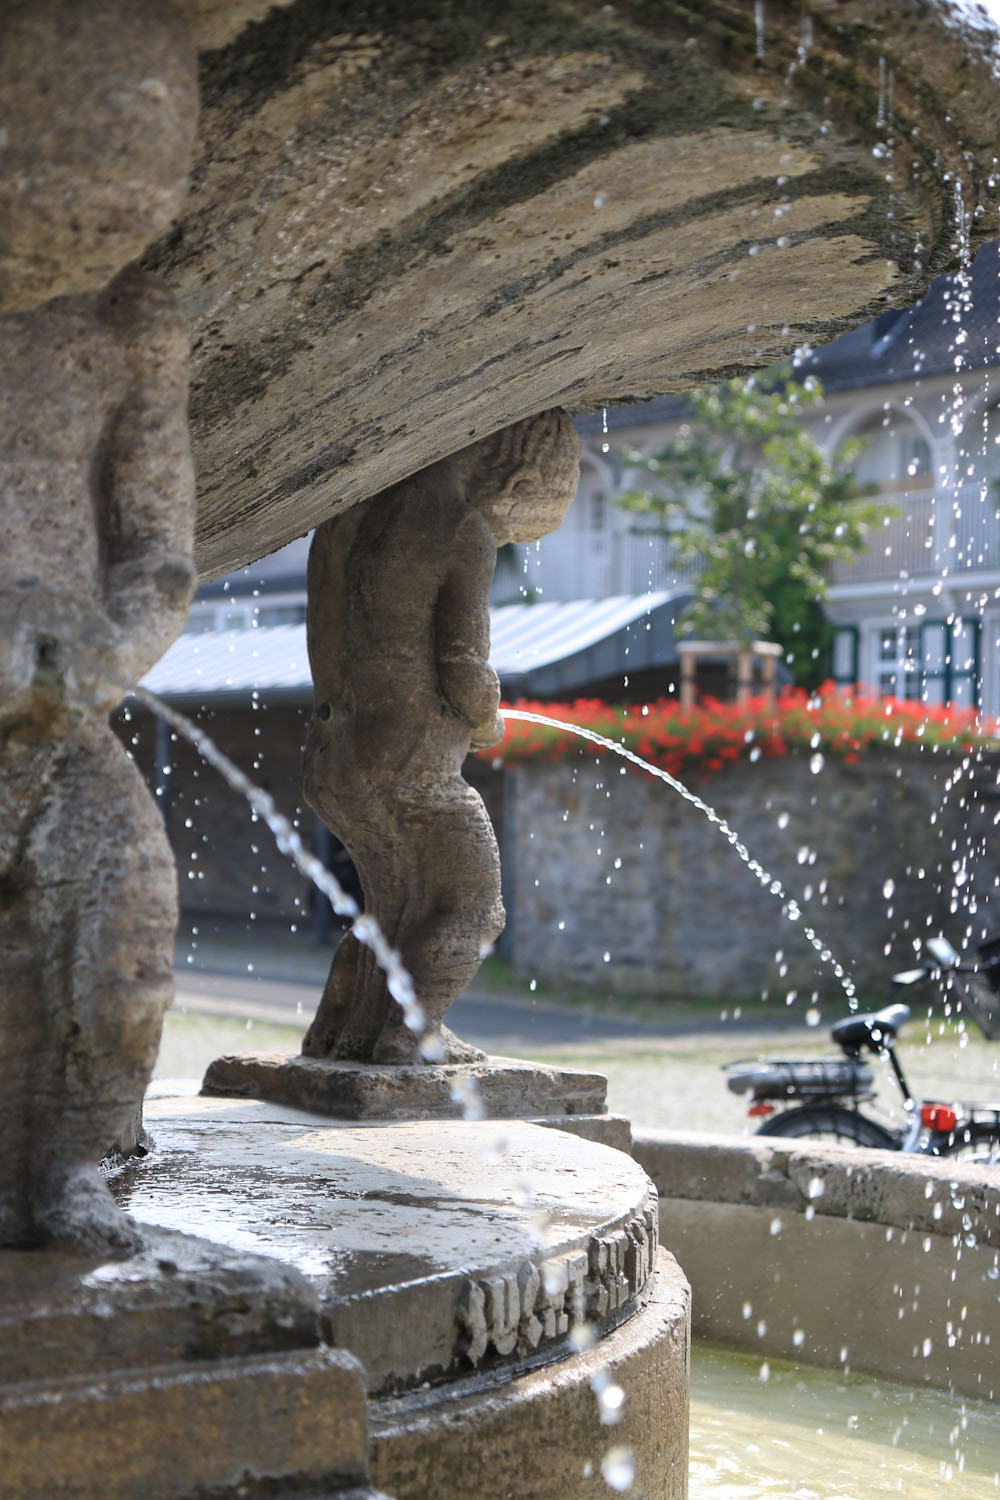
[801,238,1000,394]
[578,238,1000,434]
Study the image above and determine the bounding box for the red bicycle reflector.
[748,1102,775,1117]
[921,1103,957,1133]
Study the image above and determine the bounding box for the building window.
[871,618,980,706]
[182,607,218,635]
[257,603,307,627]
[877,626,921,700]
[831,625,859,685]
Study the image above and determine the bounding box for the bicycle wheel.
[755,1104,897,1150]
[944,1125,1000,1165]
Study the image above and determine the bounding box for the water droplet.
[759,1361,771,1382]
[597,1381,626,1425]
[807,1176,825,1200]
[570,1321,597,1352]
[806,1006,822,1026]
[809,753,824,775]
[770,1217,783,1235]
[883,879,895,900]
[777,811,790,829]
[600,1445,636,1491]
[922,1338,933,1357]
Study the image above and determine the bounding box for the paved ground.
[164,924,1000,1136]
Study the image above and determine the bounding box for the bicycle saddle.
[831,1002,911,1052]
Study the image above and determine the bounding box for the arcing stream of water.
[130,686,437,1054]
[501,707,859,1008]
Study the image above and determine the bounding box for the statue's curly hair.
[460,409,580,544]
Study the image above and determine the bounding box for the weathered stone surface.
[203,1050,609,1121]
[0,0,197,1251]
[0,1225,382,1499]
[121,1091,658,1395]
[371,1247,691,1500]
[0,1224,323,1382]
[132,0,1000,577]
[1,1346,375,1500]
[302,412,579,1064]
[634,1126,1000,1246]
[0,0,197,315]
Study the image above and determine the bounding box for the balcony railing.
[512,527,701,602]
[830,481,1000,584]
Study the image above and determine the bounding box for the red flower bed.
[479,684,999,782]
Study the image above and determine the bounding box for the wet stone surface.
[120,1089,658,1393]
[202,1048,609,1120]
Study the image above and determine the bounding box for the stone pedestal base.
[113,1088,689,1498]
[0,1226,385,1500]
[202,1049,620,1135]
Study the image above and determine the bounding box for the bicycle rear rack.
[724,1057,875,1102]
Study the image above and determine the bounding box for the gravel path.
[158,1000,1000,1138]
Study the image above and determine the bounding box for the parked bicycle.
[725,935,1000,1158]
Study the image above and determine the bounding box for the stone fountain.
[2,2,999,1497]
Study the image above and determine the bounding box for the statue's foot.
[437,1025,488,1064]
[370,1022,487,1065]
[29,1167,143,1256]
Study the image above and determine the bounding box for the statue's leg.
[373,782,503,1065]
[327,841,406,1060]
[302,928,362,1056]
[0,724,176,1251]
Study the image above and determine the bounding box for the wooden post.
[680,649,696,708]
[736,647,753,704]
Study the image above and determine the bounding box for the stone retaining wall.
[505,751,1000,1000]
[633,1130,1000,1401]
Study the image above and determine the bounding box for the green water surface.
[691,1344,1000,1497]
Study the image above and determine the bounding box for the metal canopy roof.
[140,593,687,706]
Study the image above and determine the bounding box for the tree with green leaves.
[617,368,887,687]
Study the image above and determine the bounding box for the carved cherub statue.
[0,0,198,1249]
[302,410,580,1065]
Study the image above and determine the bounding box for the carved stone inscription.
[457,1194,658,1367]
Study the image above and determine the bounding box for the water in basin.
[691,1344,1000,1497]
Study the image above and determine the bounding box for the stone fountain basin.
[156,0,1000,577]
[636,1130,1000,1402]
[119,1087,659,1396]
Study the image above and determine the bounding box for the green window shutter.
[919,620,949,705]
[831,625,858,686]
[919,618,981,708]
[950,617,981,708]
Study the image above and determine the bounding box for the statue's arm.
[435,509,503,749]
[102,269,196,689]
